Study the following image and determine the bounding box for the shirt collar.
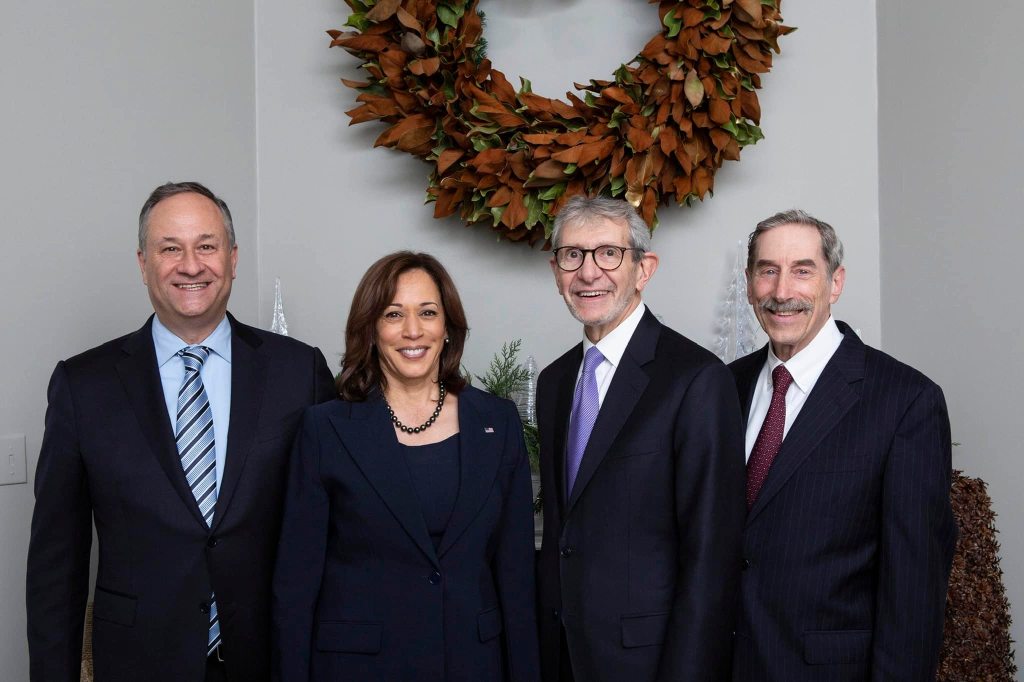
[581,302,646,369]
[766,316,843,393]
[152,314,233,368]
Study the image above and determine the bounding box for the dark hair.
[138,181,234,252]
[336,252,468,401]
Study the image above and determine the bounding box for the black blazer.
[729,321,957,681]
[271,385,540,682]
[26,314,336,682]
[536,308,747,682]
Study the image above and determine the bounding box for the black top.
[400,433,460,551]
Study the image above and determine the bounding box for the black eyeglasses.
[553,245,644,272]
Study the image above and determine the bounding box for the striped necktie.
[176,346,221,654]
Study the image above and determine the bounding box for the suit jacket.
[729,321,957,681]
[26,313,336,682]
[271,385,540,682]
[536,308,747,682]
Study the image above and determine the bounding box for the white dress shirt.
[577,302,647,408]
[743,316,844,461]
[152,315,232,492]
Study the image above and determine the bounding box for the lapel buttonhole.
[484,427,494,433]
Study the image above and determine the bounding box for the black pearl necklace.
[384,383,447,434]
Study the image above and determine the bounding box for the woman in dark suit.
[272,252,540,681]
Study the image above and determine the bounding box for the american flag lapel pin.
[484,427,494,433]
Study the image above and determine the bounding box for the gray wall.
[0,2,257,678]
[878,1,1024,652]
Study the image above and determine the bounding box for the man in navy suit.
[26,182,336,682]
[730,209,957,680]
[536,196,746,682]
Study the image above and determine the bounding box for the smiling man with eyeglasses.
[535,195,746,682]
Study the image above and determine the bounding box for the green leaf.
[614,64,634,84]
[537,183,566,201]
[518,77,533,94]
[609,176,626,196]
[426,26,440,46]
[563,163,578,174]
[437,3,465,28]
[663,9,683,38]
[345,13,370,32]
[489,205,505,226]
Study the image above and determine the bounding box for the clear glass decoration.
[270,277,289,336]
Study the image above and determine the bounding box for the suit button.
[207,537,218,548]
[199,601,210,615]
[552,609,560,620]
[742,558,751,570]
[428,571,442,585]
[560,546,574,558]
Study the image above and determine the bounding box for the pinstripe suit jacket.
[729,321,956,681]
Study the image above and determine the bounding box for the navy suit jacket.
[536,308,747,682]
[26,314,336,682]
[271,385,540,682]
[729,321,957,681]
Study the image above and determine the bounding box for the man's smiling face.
[551,215,656,342]
[747,222,844,361]
[137,192,237,343]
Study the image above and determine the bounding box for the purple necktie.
[746,364,794,510]
[566,346,605,497]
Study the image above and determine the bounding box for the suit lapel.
[116,317,209,530]
[212,316,267,532]
[735,347,769,424]
[747,327,865,524]
[329,397,439,567]
[566,310,657,513]
[552,347,581,515]
[436,389,501,558]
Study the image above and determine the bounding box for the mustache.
[758,297,812,314]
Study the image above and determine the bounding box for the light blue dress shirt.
[152,315,232,493]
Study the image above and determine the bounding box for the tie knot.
[179,346,211,371]
[771,364,793,394]
[583,346,605,374]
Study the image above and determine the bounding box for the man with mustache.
[729,209,957,681]
[535,196,746,681]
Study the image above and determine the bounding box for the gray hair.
[747,209,844,277]
[138,181,235,252]
[552,195,652,256]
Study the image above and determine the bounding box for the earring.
[444,337,450,344]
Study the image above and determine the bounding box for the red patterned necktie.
[746,364,793,510]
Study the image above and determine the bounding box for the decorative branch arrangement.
[329,0,792,244]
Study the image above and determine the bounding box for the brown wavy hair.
[336,251,469,401]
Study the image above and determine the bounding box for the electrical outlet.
[1,435,27,486]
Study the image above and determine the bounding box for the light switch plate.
[1,435,27,486]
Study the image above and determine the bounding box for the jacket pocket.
[802,629,872,664]
[316,620,383,654]
[620,611,670,648]
[477,606,504,642]
[92,586,137,626]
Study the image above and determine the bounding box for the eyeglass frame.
[551,244,646,272]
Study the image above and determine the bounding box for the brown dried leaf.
[395,7,423,34]
[709,98,731,125]
[365,0,401,22]
[734,0,763,24]
[436,148,465,175]
[501,192,527,229]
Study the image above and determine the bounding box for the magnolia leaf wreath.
[329,0,792,245]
